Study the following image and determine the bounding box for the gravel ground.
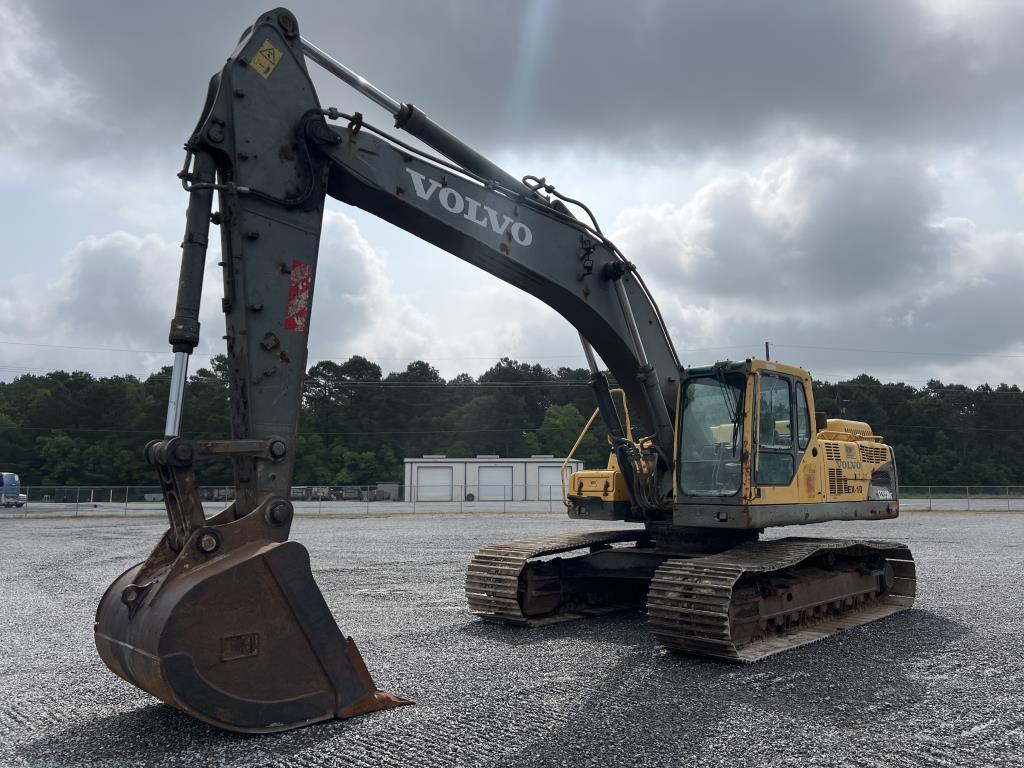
[0,511,1021,767]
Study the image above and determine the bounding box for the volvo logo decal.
[405,168,534,247]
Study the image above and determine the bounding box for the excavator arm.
[95,7,681,734]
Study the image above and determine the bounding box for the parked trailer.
[1,472,27,508]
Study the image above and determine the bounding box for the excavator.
[95,8,915,734]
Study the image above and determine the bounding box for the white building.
[403,455,584,502]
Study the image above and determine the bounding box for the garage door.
[416,466,453,501]
[537,466,564,501]
[478,466,513,501]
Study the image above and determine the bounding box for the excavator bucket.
[95,510,411,733]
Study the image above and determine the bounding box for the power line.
[876,424,1024,433]
[0,337,753,359]
[2,367,1020,395]
[0,424,591,437]
[775,343,1024,360]
[5,336,1023,360]
[0,422,1020,437]
[0,372,599,388]
[814,381,1023,396]
[0,340,197,356]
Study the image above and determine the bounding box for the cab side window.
[796,382,811,450]
[757,374,795,485]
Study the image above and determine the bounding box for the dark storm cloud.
[617,145,947,303]
[16,0,1024,162]
[613,143,1024,376]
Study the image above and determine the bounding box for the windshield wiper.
[712,369,743,455]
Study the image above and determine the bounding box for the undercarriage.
[466,528,916,662]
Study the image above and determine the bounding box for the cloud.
[5,146,1018,388]
[613,141,1024,383]
[0,213,446,379]
[0,232,182,377]
[314,213,587,375]
[309,212,438,366]
[0,206,588,383]
[617,142,944,310]
[12,0,1024,163]
[418,280,586,372]
[0,2,102,171]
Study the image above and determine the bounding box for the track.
[647,537,916,662]
[469,533,916,663]
[465,529,650,625]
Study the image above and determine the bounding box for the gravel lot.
[1,511,1021,767]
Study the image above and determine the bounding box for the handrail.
[560,408,600,508]
[612,388,633,443]
[560,388,630,507]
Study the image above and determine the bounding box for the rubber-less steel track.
[465,529,648,625]
[646,537,916,662]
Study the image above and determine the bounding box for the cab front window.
[679,373,745,496]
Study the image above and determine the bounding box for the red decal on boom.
[284,260,312,332]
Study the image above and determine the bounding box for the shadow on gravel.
[16,704,255,766]
[497,608,968,767]
[702,609,971,733]
[457,611,652,648]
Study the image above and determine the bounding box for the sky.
[1,0,1021,387]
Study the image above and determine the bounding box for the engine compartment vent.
[859,445,889,464]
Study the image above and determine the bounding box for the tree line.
[0,355,1020,487]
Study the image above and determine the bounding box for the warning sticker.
[285,260,313,332]
[250,38,283,79]
[803,465,817,496]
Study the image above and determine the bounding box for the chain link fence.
[2,484,1021,518]
[899,486,1024,512]
[2,484,569,518]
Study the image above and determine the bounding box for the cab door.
[753,371,817,504]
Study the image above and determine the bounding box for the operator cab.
[674,359,898,528]
[677,360,812,498]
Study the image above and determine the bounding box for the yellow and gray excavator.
[95,8,915,734]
